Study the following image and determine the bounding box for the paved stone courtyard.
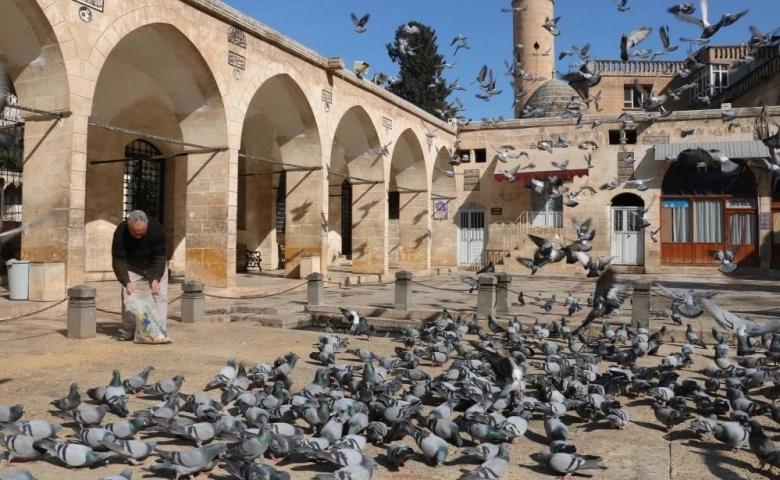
[0,270,778,479]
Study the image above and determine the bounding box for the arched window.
[660,160,758,265]
[124,139,164,222]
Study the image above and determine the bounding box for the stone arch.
[389,128,429,270]
[328,105,384,274]
[431,146,458,267]
[238,73,322,278]
[611,192,645,207]
[85,22,230,286]
[1,0,72,267]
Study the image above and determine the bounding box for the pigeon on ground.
[67,427,116,449]
[142,374,184,397]
[123,366,155,394]
[537,451,608,477]
[223,458,291,480]
[32,439,118,468]
[313,455,377,480]
[0,421,61,439]
[205,358,236,391]
[105,370,128,417]
[386,443,415,469]
[0,435,45,463]
[459,442,510,479]
[51,404,109,427]
[101,438,157,465]
[98,468,133,480]
[709,248,738,274]
[50,384,80,412]
[153,443,227,477]
[0,407,24,424]
[748,420,780,472]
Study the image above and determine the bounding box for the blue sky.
[222,0,777,121]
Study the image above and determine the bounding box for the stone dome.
[522,79,587,118]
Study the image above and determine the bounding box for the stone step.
[231,304,308,315]
[229,312,312,329]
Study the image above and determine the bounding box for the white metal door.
[611,207,644,265]
[459,209,485,266]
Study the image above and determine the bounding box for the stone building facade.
[1,0,779,292]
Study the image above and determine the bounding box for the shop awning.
[654,140,770,161]
[494,168,589,183]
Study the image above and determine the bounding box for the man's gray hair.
[126,210,148,224]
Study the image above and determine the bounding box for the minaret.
[512,0,556,117]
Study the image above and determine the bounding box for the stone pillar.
[284,167,327,280]
[398,192,430,271]
[67,285,96,339]
[394,270,413,310]
[632,279,652,327]
[496,272,511,315]
[181,280,205,323]
[477,275,497,318]
[351,182,387,275]
[307,272,324,307]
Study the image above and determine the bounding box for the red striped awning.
[494,168,590,183]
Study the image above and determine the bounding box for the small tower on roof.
[512,0,557,118]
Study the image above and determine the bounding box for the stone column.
[632,279,652,327]
[394,270,413,310]
[398,192,430,271]
[351,182,387,275]
[67,285,96,339]
[477,275,497,318]
[284,168,327,279]
[307,272,324,307]
[496,272,511,315]
[181,280,205,323]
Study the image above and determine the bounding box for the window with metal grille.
[123,140,164,222]
[388,191,400,220]
[276,170,286,233]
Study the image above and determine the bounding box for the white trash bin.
[6,259,30,301]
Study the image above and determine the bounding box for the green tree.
[386,21,450,118]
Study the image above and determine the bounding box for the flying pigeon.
[350,13,370,33]
[621,26,652,61]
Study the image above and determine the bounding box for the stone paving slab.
[0,270,778,479]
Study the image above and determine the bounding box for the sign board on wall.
[760,211,771,230]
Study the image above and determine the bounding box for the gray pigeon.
[153,443,227,476]
[0,406,24,423]
[543,415,568,441]
[104,417,151,440]
[52,404,109,426]
[0,421,62,439]
[223,458,291,480]
[0,435,45,463]
[748,420,780,471]
[32,439,118,468]
[713,422,750,451]
[297,445,364,467]
[386,443,415,469]
[105,370,129,418]
[50,384,81,412]
[227,429,271,462]
[157,419,227,447]
[101,438,157,465]
[142,374,184,397]
[205,357,236,391]
[99,468,133,480]
[459,442,510,479]
[313,454,377,480]
[0,470,38,480]
[411,425,449,466]
[67,427,116,449]
[540,451,608,477]
[123,366,155,394]
[462,442,501,461]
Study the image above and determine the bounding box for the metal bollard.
[495,272,511,315]
[632,279,652,328]
[394,270,413,310]
[67,285,96,339]
[307,273,324,307]
[477,275,497,318]
[181,280,205,323]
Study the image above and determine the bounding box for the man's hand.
[151,280,160,294]
[125,282,135,295]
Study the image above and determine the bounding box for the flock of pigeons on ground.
[3,266,780,479]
